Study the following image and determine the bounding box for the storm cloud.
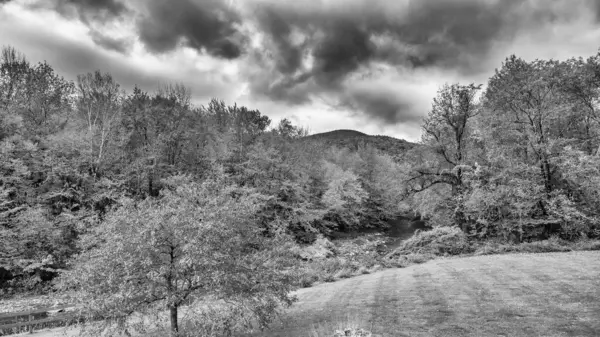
[32,0,129,23]
[89,30,131,54]
[27,0,584,74]
[5,0,600,131]
[24,0,245,59]
[341,88,417,125]
[243,0,573,123]
[136,0,245,59]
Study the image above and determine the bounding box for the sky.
[2,0,600,141]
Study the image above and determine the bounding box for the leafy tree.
[276,118,307,139]
[0,46,29,111]
[230,104,271,162]
[58,176,296,336]
[559,54,600,154]
[19,61,74,136]
[0,206,76,290]
[76,71,123,176]
[408,83,481,229]
[484,56,564,197]
[463,56,599,239]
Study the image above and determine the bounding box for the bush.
[573,239,600,251]
[474,237,600,255]
[389,226,471,257]
[296,268,320,288]
[292,234,387,287]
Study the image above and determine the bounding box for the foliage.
[388,226,471,257]
[291,234,385,287]
[473,236,600,255]
[407,83,482,231]
[4,42,600,334]
[56,176,297,335]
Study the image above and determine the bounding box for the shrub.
[474,237,600,255]
[296,269,320,288]
[333,267,355,280]
[573,239,600,251]
[389,226,471,257]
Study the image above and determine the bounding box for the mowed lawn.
[256,251,600,337]
[23,251,600,337]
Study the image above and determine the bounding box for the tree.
[20,61,74,136]
[276,118,307,139]
[408,83,481,229]
[461,56,599,239]
[230,104,271,161]
[58,176,296,336]
[0,46,29,111]
[485,56,564,197]
[76,71,122,176]
[559,54,600,154]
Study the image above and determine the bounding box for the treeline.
[0,46,406,291]
[406,54,600,242]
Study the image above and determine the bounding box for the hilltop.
[306,129,418,160]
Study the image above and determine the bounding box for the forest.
[1,45,600,335]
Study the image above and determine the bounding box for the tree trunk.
[540,157,552,195]
[169,305,178,336]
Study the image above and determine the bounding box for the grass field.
[258,251,600,337]
[18,251,600,337]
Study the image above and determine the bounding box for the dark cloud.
[246,0,590,123]
[341,85,423,125]
[9,0,600,128]
[0,20,233,100]
[261,0,522,79]
[136,0,244,59]
[22,0,131,53]
[311,21,376,86]
[89,30,131,54]
[26,0,244,58]
[254,7,305,74]
[35,0,129,23]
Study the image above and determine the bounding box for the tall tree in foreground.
[57,175,296,336]
[473,55,598,239]
[408,83,481,229]
[484,56,564,198]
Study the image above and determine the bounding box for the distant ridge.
[306,129,417,160]
[308,129,369,139]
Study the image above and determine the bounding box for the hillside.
[255,251,600,337]
[306,129,418,160]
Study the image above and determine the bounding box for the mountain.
[306,129,417,160]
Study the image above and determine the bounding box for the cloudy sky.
[2,0,600,141]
